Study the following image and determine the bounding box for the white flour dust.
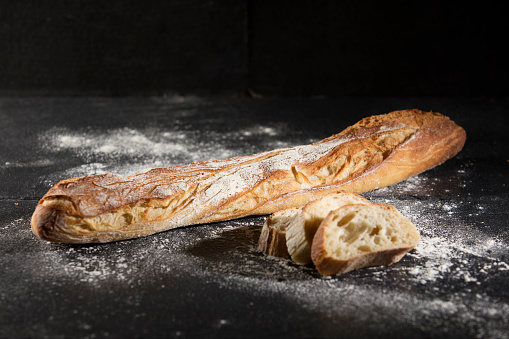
[37,124,298,185]
[406,232,509,284]
[52,128,188,157]
[365,181,509,286]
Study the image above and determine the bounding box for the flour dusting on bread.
[31,109,466,243]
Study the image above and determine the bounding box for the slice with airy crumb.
[286,192,371,265]
[257,207,301,258]
[311,203,420,276]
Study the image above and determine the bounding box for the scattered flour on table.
[191,183,508,337]
[30,125,509,290]
[37,125,301,185]
[368,193,509,285]
[4,186,508,337]
[10,122,506,336]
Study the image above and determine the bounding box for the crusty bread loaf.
[31,109,466,243]
[311,203,420,276]
[286,192,371,265]
[257,207,301,258]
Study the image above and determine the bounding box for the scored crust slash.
[31,109,466,244]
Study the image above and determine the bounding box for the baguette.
[257,207,301,258]
[286,192,371,265]
[31,109,466,243]
[311,203,420,276]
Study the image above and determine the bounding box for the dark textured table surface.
[0,96,508,338]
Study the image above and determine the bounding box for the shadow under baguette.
[185,222,323,281]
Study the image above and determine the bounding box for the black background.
[1,1,507,97]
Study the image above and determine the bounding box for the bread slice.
[257,207,301,258]
[285,192,371,265]
[311,203,420,276]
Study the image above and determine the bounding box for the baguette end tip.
[31,203,57,242]
[31,202,69,243]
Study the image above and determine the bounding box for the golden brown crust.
[311,246,410,276]
[31,109,466,243]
